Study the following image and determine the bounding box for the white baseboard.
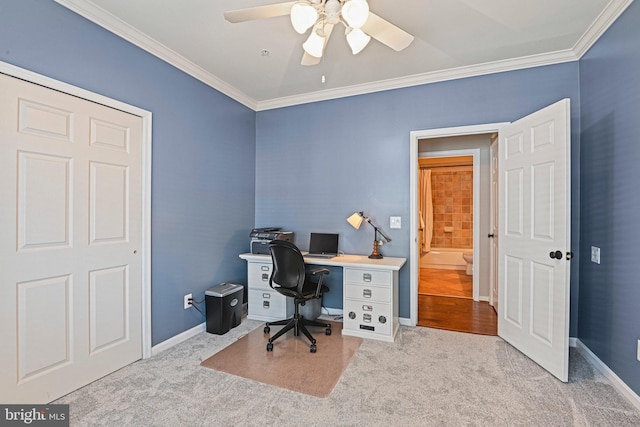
[322,307,343,317]
[151,322,205,356]
[399,317,412,326]
[575,339,640,412]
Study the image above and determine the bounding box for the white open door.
[0,73,143,402]
[498,99,571,382]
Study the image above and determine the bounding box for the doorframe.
[417,149,480,301]
[489,135,499,309]
[409,123,508,326]
[0,61,153,358]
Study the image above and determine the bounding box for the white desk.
[239,252,406,342]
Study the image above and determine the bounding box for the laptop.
[306,232,339,258]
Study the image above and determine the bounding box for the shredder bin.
[205,283,243,335]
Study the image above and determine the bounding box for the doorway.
[416,142,496,334]
[410,100,571,381]
[409,123,508,329]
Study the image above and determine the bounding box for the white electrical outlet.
[390,216,401,229]
[591,246,601,264]
[184,293,192,309]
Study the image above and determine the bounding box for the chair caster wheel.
[325,328,331,335]
[264,325,270,334]
[266,342,273,352]
[310,344,317,353]
[311,338,316,345]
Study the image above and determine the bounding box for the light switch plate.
[390,216,401,229]
[591,246,601,264]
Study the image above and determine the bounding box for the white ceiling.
[55,0,632,110]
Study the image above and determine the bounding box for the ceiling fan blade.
[301,52,321,66]
[301,23,335,66]
[224,1,297,23]
[361,12,414,51]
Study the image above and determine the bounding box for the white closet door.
[0,73,143,403]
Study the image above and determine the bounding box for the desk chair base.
[264,310,331,353]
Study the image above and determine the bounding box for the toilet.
[462,253,473,276]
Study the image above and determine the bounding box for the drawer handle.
[261,265,269,271]
[363,313,372,323]
[363,289,372,298]
[263,301,270,309]
[363,273,372,282]
[261,273,269,281]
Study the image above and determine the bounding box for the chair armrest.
[310,268,330,276]
[310,268,330,297]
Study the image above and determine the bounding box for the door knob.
[487,233,495,238]
[549,250,563,259]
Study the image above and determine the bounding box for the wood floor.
[418,268,497,336]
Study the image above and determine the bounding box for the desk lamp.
[347,211,392,259]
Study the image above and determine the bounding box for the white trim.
[416,149,481,302]
[322,307,344,317]
[0,60,154,359]
[53,0,630,112]
[151,322,206,357]
[53,0,257,111]
[575,339,640,412]
[257,50,577,111]
[399,317,412,327]
[572,0,635,58]
[409,123,509,326]
[141,100,153,359]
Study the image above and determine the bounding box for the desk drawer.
[343,299,392,337]
[344,268,391,285]
[247,288,292,321]
[248,262,272,290]
[344,283,392,303]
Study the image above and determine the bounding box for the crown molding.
[572,0,635,58]
[55,0,632,113]
[54,0,258,110]
[256,49,578,111]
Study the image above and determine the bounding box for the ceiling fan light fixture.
[290,2,318,34]
[303,28,325,58]
[346,27,371,55]
[341,0,370,29]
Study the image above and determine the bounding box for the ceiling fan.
[224,0,414,66]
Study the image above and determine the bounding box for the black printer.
[250,227,294,254]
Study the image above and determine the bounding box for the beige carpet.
[201,321,362,398]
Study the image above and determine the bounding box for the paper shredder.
[205,283,243,335]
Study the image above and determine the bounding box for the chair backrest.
[268,240,306,293]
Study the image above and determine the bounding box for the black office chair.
[264,240,332,353]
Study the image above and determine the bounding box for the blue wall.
[256,63,582,333]
[578,0,640,394]
[0,0,256,345]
